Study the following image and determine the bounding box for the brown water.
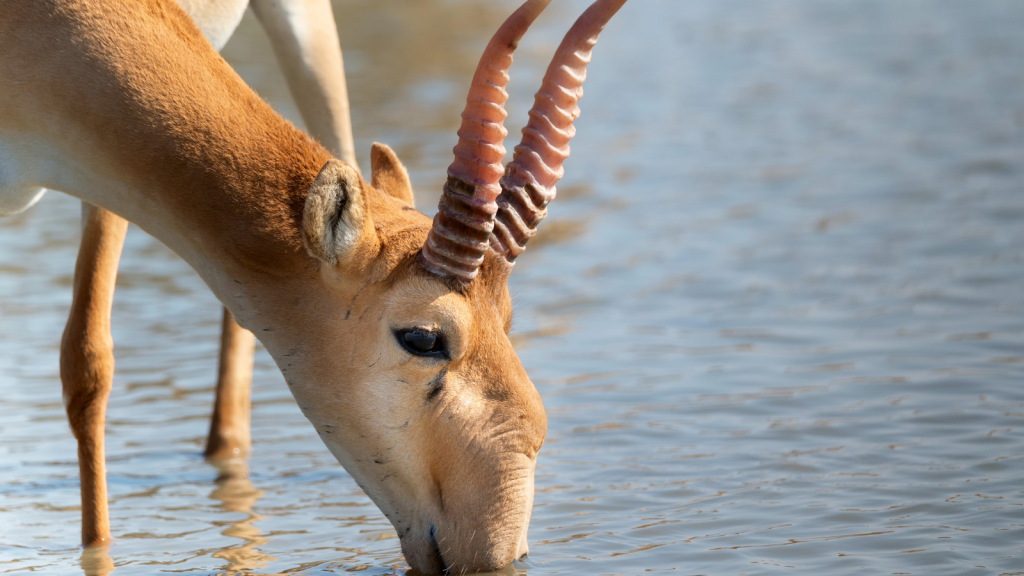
[2,1,1023,574]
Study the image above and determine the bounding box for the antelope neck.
[2,0,333,330]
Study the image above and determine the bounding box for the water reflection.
[207,459,276,575]
[79,546,114,576]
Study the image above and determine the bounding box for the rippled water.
[2,1,1024,574]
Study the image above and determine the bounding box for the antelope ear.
[303,159,376,266]
[370,142,414,206]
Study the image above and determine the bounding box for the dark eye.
[395,329,448,359]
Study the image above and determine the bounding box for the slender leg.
[204,309,255,458]
[60,203,129,547]
[251,0,359,169]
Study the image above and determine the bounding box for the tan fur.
[60,204,128,546]
[0,0,546,572]
[174,0,247,51]
[303,159,374,266]
[370,142,415,206]
[205,309,256,458]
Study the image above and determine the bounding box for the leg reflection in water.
[208,458,276,574]
[79,545,114,576]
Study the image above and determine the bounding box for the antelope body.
[0,0,626,572]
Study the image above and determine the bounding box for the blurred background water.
[2,0,1023,574]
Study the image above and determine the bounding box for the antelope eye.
[395,329,448,359]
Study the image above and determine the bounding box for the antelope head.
[286,0,627,572]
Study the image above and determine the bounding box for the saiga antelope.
[0,0,628,572]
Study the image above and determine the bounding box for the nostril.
[428,523,449,574]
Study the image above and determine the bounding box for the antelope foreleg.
[204,309,255,459]
[61,203,129,547]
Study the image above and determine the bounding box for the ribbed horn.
[492,0,627,262]
[419,0,552,282]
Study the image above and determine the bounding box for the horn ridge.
[420,0,553,282]
[493,0,628,264]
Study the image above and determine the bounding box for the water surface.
[1,1,1023,574]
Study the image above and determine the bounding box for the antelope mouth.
[428,523,450,574]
